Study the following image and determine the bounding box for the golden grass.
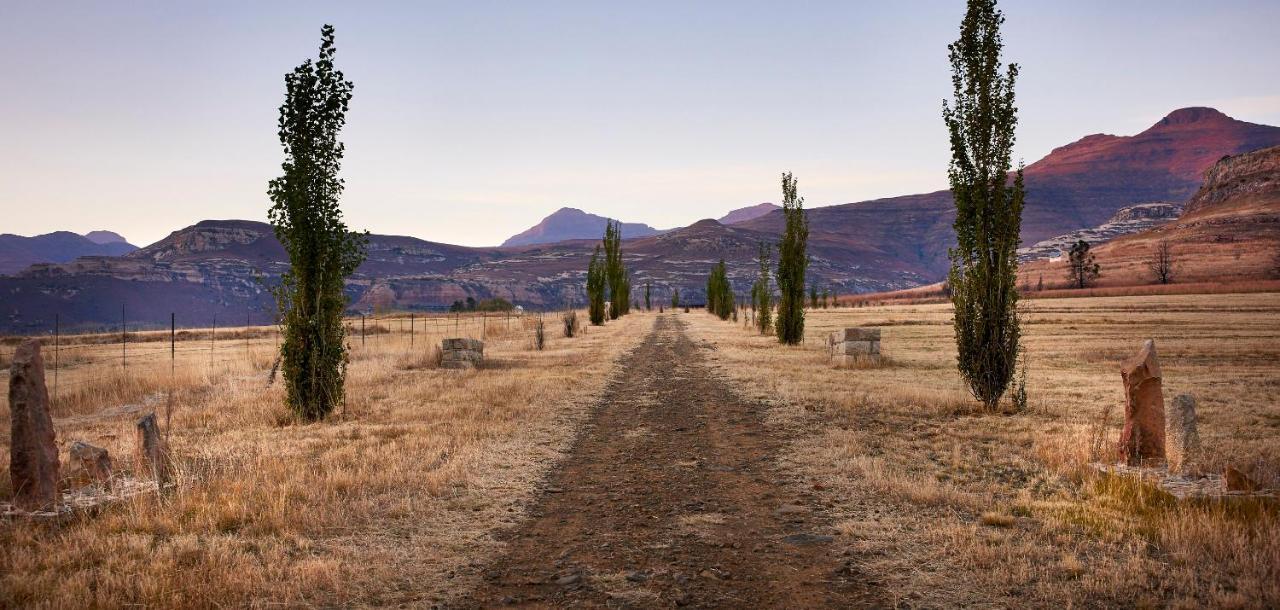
[0,310,652,608]
[684,293,1280,607]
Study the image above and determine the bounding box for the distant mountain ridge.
[0,231,137,275]
[3,107,1279,332]
[501,207,661,247]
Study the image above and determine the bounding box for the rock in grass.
[1118,339,1165,466]
[69,440,113,484]
[1225,466,1260,492]
[1165,394,1199,475]
[9,340,60,511]
[135,412,170,487]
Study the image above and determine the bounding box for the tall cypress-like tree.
[586,245,607,325]
[752,241,773,335]
[268,25,367,422]
[644,280,651,310]
[705,260,733,320]
[602,220,627,318]
[943,0,1025,411]
[775,172,808,344]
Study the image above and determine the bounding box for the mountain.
[501,207,662,247]
[84,230,131,245]
[1019,144,1280,287]
[2,108,1278,332]
[736,107,1280,278]
[718,203,780,225]
[0,231,138,275]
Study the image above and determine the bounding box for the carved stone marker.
[1165,394,1199,474]
[829,328,881,366]
[9,339,60,511]
[441,338,484,370]
[1118,339,1166,466]
[69,441,113,485]
[135,413,170,487]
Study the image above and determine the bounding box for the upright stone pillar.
[1118,339,1165,466]
[9,339,60,511]
[135,413,170,488]
[1165,394,1199,474]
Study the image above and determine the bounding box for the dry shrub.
[397,346,441,370]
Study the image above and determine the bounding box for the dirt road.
[462,315,882,608]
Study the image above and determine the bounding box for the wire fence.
[0,308,546,415]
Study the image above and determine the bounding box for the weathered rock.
[1224,466,1260,492]
[833,340,880,355]
[9,340,60,511]
[831,327,881,343]
[135,412,170,487]
[1165,394,1199,474]
[441,338,485,370]
[69,440,113,484]
[1118,339,1165,466]
[442,338,485,352]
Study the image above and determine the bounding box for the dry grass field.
[683,292,1280,607]
[2,293,1277,608]
[1,311,651,608]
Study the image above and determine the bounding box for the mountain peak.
[501,208,661,247]
[1156,107,1230,127]
[84,230,130,245]
[718,203,780,225]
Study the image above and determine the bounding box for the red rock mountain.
[2,108,1278,332]
[1020,144,1280,286]
[501,207,661,247]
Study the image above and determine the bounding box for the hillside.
[718,203,780,225]
[1020,145,1280,287]
[0,231,137,275]
[501,207,662,247]
[3,107,1278,332]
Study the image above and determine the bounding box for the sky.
[2,1,1279,248]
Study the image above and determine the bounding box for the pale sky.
[2,1,1278,247]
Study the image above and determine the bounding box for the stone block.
[69,440,113,485]
[833,340,880,355]
[441,338,484,353]
[833,327,881,343]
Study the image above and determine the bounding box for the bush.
[534,315,546,351]
[562,310,579,338]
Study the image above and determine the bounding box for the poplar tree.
[602,220,627,318]
[586,246,607,325]
[706,260,733,320]
[752,241,773,335]
[775,172,808,344]
[268,25,367,421]
[943,0,1025,411]
[644,280,651,310]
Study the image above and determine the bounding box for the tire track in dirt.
[461,314,883,608]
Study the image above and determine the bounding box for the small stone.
[69,440,112,484]
[9,339,60,511]
[625,570,647,582]
[1118,339,1166,465]
[1225,466,1260,492]
[555,573,581,586]
[1165,394,1199,475]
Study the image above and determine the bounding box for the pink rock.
[1118,339,1165,466]
[9,340,60,511]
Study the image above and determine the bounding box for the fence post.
[482,312,487,340]
[121,303,127,370]
[361,314,366,347]
[211,314,216,367]
[171,312,175,377]
[246,312,251,358]
[53,313,59,407]
[410,313,414,348]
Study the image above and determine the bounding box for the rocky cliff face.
[1018,202,1183,262]
[1183,145,1280,215]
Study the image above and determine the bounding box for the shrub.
[562,309,579,338]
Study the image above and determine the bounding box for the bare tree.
[1147,239,1176,284]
